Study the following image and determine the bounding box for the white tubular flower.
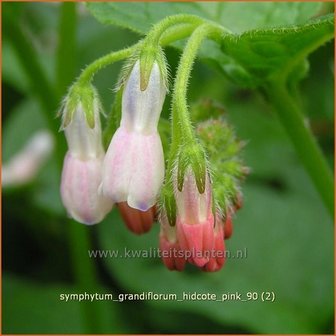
[102,60,166,211]
[60,85,113,225]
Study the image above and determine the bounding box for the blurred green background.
[2,2,334,334]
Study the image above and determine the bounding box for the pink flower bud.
[118,201,156,234]
[159,211,186,271]
[102,60,166,211]
[61,153,113,225]
[175,169,214,267]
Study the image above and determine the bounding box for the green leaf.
[220,14,334,86]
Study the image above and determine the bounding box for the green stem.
[68,221,104,333]
[266,80,334,217]
[169,24,225,168]
[56,2,77,98]
[56,4,106,332]
[160,23,203,46]
[77,45,138,85]
[144,14,205,45]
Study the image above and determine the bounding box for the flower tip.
[159,235,186,271]
[130,200,152,212]
[203,258,225,272]
[69,212,101,226]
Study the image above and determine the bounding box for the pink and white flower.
[60,93,113,225]
[102,60,166,211]
[175,168,215,267]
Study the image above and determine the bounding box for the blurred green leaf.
[2,40,29,93]
[2,273,130,334]
[3,273,83,333]
[3,99,48,161]
[86,2,322,34]
[3,3,57,88]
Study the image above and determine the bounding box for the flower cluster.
[60,56,166,226]
[159,115,247,272]
[59,47,247,272]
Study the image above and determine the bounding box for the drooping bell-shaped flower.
[102,60,166,211]
[159,210,186,271]
[175,168,215,267]
[60,85,113,225]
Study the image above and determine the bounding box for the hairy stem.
[168,23,225,169]
[144,14,205,45]
[77,45,138,85]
